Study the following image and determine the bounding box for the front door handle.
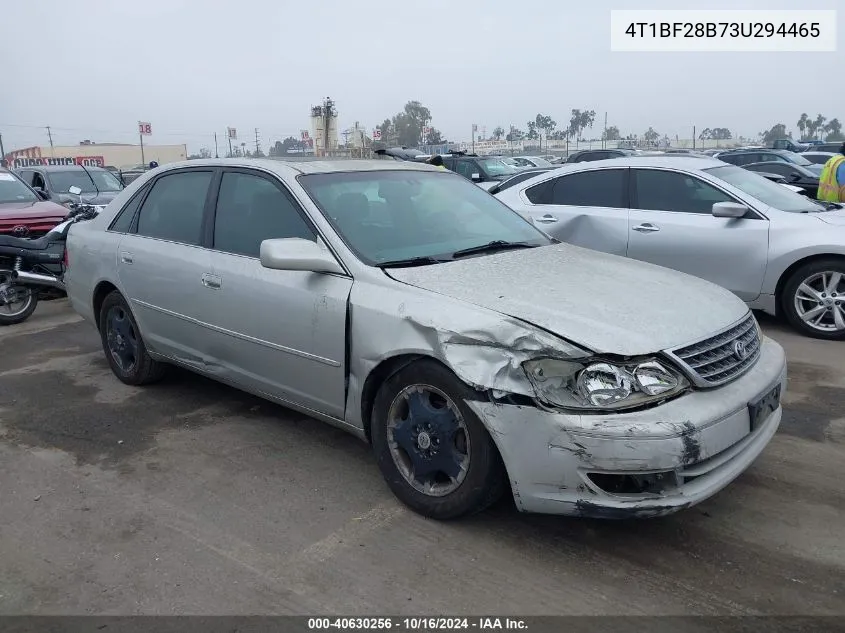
[535,214,559,224]
[632,223,660,233]
[120,251,133,264]
[201,273,222,289]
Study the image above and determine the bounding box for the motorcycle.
[0,186,99,326]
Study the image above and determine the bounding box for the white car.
[495,156,845,339]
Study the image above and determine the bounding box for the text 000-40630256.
[610,9,837,52]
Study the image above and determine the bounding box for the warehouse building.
[3,142,187,170]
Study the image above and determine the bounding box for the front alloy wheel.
[783,260,845,340]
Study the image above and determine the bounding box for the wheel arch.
[775,253,845,316]
[92,280,120,330]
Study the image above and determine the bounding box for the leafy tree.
[425,128,444,145]
[525,121,539,140]
[505,127,525,142]
[824,118,843,142]
[492,126,505,140]
[375,101,442,147]
[534,114,556,150]
[253,148,265,158]
[602,125,621,141]
[643,127,660,142]
[797,113,809,140]
[699,127,732,140]
[759,124,790,146]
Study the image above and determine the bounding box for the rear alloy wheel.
[782,260,845,340]
[99,291,167,385]
[0,272,38,326]
[371,359,506,520]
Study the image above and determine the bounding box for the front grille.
[668,313,761,387]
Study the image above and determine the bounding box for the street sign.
[472,124,478,133]
[138,122,152,136]
[227,127,237,140]
[373,129,382,140]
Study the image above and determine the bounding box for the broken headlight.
[523,358,689,412]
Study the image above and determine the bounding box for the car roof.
[157,158,440,175]
[550,155,727,171]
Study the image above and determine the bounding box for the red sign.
[373,129,382,140]
[138,122,152,136]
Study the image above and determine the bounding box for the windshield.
[0,171,38,203]
[529,157,552,166]
[299,170,551,265]
[48,169,123,193]
[478,158,518,177]
[705,165,823,213]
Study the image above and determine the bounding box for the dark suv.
[440,152,519,189]
[14,165,124,208]
[564,149,637,163]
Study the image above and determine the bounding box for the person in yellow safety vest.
[427,155,449,170]
[817,143,845,203]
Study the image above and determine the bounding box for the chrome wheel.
[0,271,34,319]
[793,271,845,333]
[105,305,139,372]
[387,384,471,497]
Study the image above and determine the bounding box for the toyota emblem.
[732,340,747,361]
[11,225,30,237]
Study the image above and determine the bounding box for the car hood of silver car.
[386,243,750,356]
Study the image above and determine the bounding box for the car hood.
[386,243,749,356]
[816,208,845,226]
[57,191,120,205]
[0,199,68,219]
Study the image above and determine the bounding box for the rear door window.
[134,171,213,245]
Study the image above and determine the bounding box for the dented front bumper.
[466,336,787,518]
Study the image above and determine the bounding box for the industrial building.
[3,142,188,170]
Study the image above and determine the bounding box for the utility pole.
[227,134,233,158]
[0,133,6,166]
[693,125,696,150]
[254,128,261,155]
[214,132,219,158]
[46,126,54,156]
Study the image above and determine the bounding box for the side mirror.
[34,187,50,200]
[789,172,802,182]
[68,185,82,196]
[259,238,344,275]
[470,173,483,182]
[712,201,748,218]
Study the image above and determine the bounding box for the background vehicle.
[486,167,556,195]
[0,167,68,239]
[802,151,838,165]
[715,149,824,176]
[494,156,845,339]
[64,157,784,520]
[441,152,519,189]
[743,162,820,198]
[511,156,553,168]
[771,138,810,153]
[0,192,97,325]
[373,147,429,162]
[565,148,638,163]
[14,165,124,208]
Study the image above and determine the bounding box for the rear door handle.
[201,273,222,289]
[632,223,660,233]
[535,214,558,224]
[120,251,133,264]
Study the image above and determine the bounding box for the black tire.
[781,258,845,340]
[98,291,167,385]
[371,359,506,520]
[0,286,38,326]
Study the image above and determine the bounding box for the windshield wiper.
[451,240,538,259]
[379,256,449,268]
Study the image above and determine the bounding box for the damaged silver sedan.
[65,158,787,520]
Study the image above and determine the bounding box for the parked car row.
[56,158,786,522]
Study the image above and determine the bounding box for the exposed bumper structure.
[467,337,787,518]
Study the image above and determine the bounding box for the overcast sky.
[3,0,842,153]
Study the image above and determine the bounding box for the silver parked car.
[495,156,845,340]
[65,159,786,519]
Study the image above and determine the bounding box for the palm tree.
[797,113,809,140]
[814,114,827,140]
